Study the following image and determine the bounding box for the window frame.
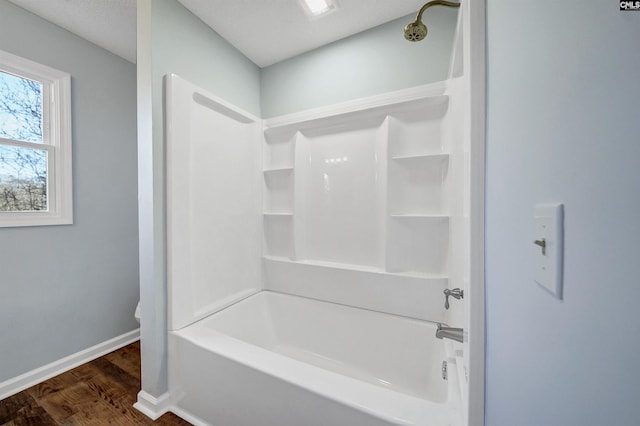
[0,49,72,227]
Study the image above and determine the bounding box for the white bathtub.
[168,291,462,426]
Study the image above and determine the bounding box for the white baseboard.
[134,393,209,425]
[169,406,211,426]
[0,328,140,401]
[134,390,171,420]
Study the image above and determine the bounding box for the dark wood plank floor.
[0,341,191,425]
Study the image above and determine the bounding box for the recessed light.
[300,0,337,17]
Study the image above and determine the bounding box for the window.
[0,49,72,227]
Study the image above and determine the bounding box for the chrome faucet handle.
[443,288,463,310]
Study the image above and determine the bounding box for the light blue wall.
[260,9,458,118]
[485,1,640,425]
[138,0,261,397]
[151,0,261,117]
[0,0,138,382]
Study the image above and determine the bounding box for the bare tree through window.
[0,70,47,211]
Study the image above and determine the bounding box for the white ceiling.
[177,0,428,67]
[8,0,138,64]
[7,0,426,68]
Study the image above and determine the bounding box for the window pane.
[0,71,43,143]
[0,145,47,211]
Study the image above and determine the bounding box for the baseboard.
[134,393,209,425]
[169,406,211,426]
[0,328,140,401]
[134,390,171,420]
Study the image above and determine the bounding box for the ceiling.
[177,0,428,67]
[8,0,138,64]
[7,0,426,68]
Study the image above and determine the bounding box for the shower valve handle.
[443,288,463,310]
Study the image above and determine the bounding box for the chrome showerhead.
[404,0,460,43]
[404,20,428,42]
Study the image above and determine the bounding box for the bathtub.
[168,291,462,426]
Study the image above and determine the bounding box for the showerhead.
[404,0,460,43]
[404,20,428,42]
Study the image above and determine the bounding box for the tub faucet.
[443,288,463,310]
[436,323,464,343]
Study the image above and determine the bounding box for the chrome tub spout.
[436,323,464,343]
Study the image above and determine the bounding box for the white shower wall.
[297,127,385,268]
[166,73,465,331]
[166,75,263,330]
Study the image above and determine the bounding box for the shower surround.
[164,68,468,425]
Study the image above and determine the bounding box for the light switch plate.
[534,203,564,299]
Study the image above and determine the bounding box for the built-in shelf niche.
[387,95,449,158]
[384,95,451,277]
[263,130,297,259]
[264,130,296,170]
[388,153,449,216]
[263,167,294,214]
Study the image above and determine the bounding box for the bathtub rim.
[168,290,463,426]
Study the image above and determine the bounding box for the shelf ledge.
[391,153,449,162]
[390,214,450,219]
[263,166,294,174]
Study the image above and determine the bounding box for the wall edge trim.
[134,390,171,420]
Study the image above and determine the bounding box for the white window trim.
[0,49,72,227]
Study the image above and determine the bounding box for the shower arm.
[415,0,460,22]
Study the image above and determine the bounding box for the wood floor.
[0,341,191,425]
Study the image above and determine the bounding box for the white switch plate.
[534,203,564,299]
